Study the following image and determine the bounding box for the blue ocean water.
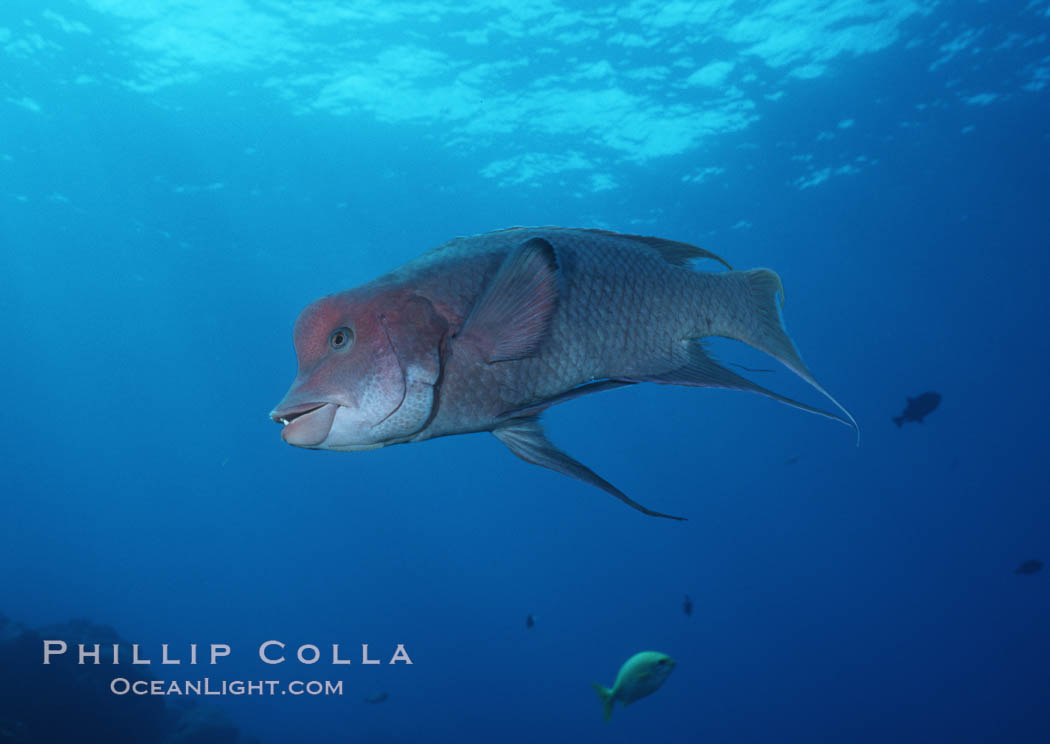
[2,1,1049,742]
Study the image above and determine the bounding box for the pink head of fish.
[270,287,446,451]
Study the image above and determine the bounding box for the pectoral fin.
[457,237,559,363]
[492,417,685,521]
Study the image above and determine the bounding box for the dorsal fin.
[457,237,559,363]
[576,228,733,270]
[431,227,732,271]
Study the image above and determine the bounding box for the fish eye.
[329,326,354,351]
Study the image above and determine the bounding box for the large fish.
[270,227,856,519]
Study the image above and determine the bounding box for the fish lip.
[269,401,326,425]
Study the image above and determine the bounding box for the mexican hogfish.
[270,227,857,519]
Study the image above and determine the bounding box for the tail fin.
[720,269,859,443]
[591,682,615,722]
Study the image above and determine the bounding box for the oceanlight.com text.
[110,677,344,696]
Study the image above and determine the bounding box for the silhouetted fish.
[526,614,535,629]
[893,392,940,427]
[682,595,693,616]
[363,692,388,704]
[271,228,857,520]
[1015,560,1042,575]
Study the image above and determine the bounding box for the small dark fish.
[682,595,693,616]
[526,613,535,629]
[1015,560,1043,575]
[784,455,800,465]
[893,392,940,427]
[364,691,388,704]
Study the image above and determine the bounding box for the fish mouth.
[269,401,338,447]
[269,401,326,425]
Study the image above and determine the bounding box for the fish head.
[649,652,675,683]
[271,288,447,451]
[631,651,675,687]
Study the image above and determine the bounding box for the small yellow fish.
[592,651,675,722]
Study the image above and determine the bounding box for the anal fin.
[492,416,685,521]
[634,341,853,426]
